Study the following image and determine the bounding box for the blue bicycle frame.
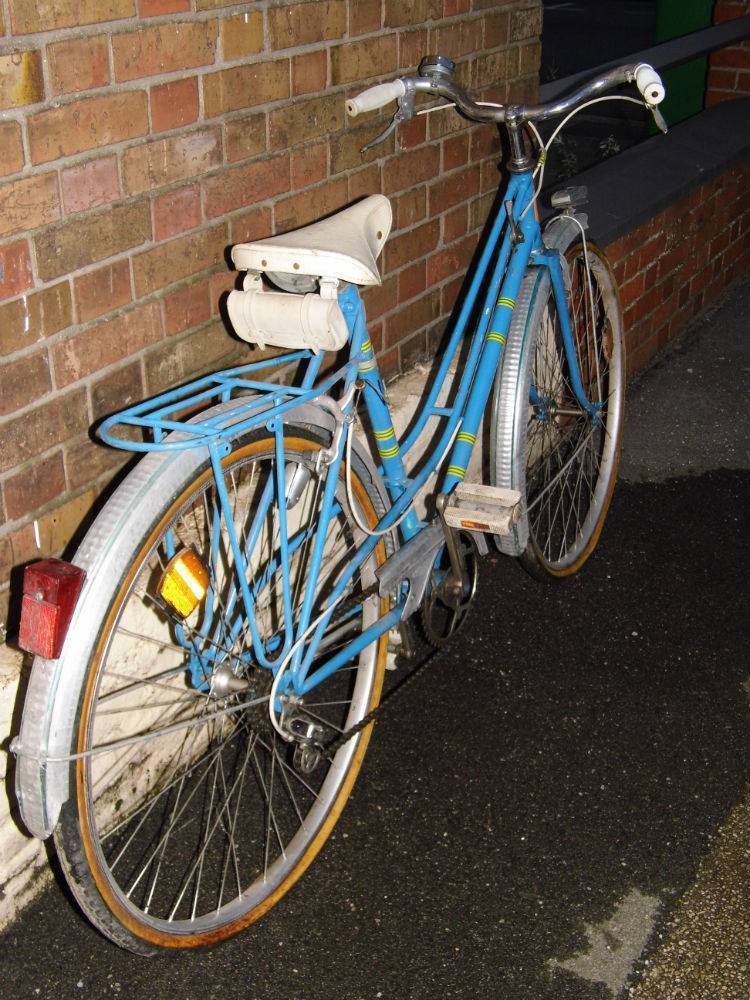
[100,166,598,704]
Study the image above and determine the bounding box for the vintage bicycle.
[12,56,666,952]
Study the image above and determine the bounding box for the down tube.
[443,171,541,490]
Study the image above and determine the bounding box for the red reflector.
[19,559,86,659]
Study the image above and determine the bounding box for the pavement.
[1,275,749,999]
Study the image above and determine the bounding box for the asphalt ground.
[2,276,749,999]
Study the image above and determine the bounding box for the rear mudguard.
[12,398,393,839]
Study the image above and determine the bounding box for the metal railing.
[539,14,750,103]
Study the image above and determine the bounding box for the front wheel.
[491,239,624,578]
[53,421,389,952]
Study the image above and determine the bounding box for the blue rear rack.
[98,350,354,454]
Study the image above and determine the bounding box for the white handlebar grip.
[634,64,666,105]
[346,79,407,117]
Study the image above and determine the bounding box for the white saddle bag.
[227,275,349,353]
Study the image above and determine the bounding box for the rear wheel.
[54,425,389,952]
[491,239,624,578]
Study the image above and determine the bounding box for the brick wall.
[607,159,750,375]
[0,0,543,636]
[707,0,750,104]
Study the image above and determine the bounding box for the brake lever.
[650,103,669,134]
[360,86,417,153]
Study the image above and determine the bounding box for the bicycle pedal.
[442,483,521,536]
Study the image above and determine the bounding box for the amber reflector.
[158,548,209,618]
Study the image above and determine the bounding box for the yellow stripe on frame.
[487,332,507,344]
[359,361,375,372]
[497,296,515,308]
[374,427,396,441]
[361,339,372,353]
[379,444,400,458]
[456,432,476,444]
[446,465,466,479]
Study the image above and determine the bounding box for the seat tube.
[339,285,421,540]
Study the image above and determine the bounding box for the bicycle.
[11,55,666,953]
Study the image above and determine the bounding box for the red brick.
[47,35,109,96]
[348,163,381,202]
[433,17,483,59]
[35,200,151,281]
[291,143,328,190]
[64,436,127,492]
[4,452,66,520]
[0,49,44,110]
[209,270,238,315]
[331,34,398,85]
[0,172,59,238]
[274,176,348,232]
[113,21,218,82]
[203,154,290,219]
[162,277,212,336]
[0,122,24,178]
[426,233,475,285]
[74,260,132,324]
[399,116,427,150]
[0,281,72,354]
[221,10,264,60]
[150,77,200,133]
[383,145,440,196]
[8,0,134,34]
[483,10,509,49]
[394,187,427,229]
[132,223,228,296]
[51,301,163,386]
[269,1,346,49]
[0,351,51,417]
[230,206,273,244]
[139,0,189,13]
[443,133,470,171]
[361,275,397,322]
[270,94,344,150]
[0,388,88,475]
[224,112,267,163]
[28,91,148,165]
[350,0,382,35]
[123,129,222,196]
[399,28,429,70]
[384,219,440,272]
[89,358,144,422]
[203,59,290,117]
[384,0,441,28]
[61,156,120,215]
[292,50,328,97]
[442,204,469,243]
[145,319,243,394]
[398,259,426,302]
[152,184,201,241]
[384,288,441,348]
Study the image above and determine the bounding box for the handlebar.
[346,57,666,129]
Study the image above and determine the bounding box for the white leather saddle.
[231,194,392,286]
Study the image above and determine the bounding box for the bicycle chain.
[319,637,443,759]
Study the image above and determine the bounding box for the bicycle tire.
[51,415,389,953]
[491,238,624,578]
